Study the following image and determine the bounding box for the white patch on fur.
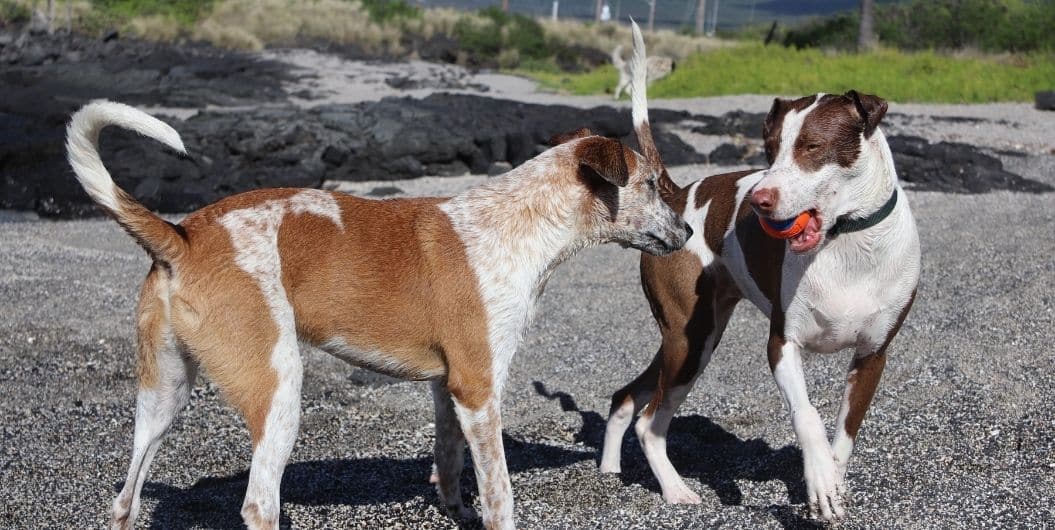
[219,190,344,526]
[634,382,702,504]
[680,181,716,266]
[288,189,344,229]
[66,101,186,212]
[111,330,195,529]
[320,337,444,379]
[771,342,846,521]
[440,149,582,397]
[450,397,514,530]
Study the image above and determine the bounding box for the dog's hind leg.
[633,283,738,505]
[431,379,475,520]
[112,268,198,530]
[600,351,659,473]
[239,337,302,530]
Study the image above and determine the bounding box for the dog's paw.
[662,482,702,505]
[444,502,478,521]
[804,451,847,522]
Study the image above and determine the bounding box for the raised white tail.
[66,100,189,263]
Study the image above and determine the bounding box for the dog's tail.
[628,19,675,191]
[66,101,189,265]
[611,44,625,69]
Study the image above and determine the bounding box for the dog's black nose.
[683,222,694,239]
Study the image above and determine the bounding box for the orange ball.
[759,211,813,239]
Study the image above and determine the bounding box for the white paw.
[662,482,702,505]
[804,450,848,522]
[598,461,621,474]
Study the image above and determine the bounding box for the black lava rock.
[887,136,1052,194]
[1036,91,1055,111]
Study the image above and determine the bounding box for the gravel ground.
[2,65,1055,527]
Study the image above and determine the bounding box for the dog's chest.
[782,241,915,353]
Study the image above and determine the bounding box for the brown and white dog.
[66,95,691,528]
[598,24,920,522]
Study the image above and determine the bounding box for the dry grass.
[539,19,726,61]
[187,0,403,54]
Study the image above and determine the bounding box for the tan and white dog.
[598,24,920,523]
[611,44,674,100]
[66,91,691,528]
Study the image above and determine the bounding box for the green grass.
[524,43,1055,103]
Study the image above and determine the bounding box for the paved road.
[2,154,1054,529]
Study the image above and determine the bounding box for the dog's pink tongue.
[789,214,822,253]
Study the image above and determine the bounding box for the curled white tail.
[67,101,185,211]
[66,100,189,263]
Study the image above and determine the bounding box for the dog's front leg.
[768,336,846,522]
[831,349,887,480]
[831,290,914,481]
[450,391,514,530]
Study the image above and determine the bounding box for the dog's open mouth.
[761,210,823,253]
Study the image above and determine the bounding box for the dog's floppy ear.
[846,90,888,138]
[762,98,786,164]
[574,136,630,187]
[550,127,594,147]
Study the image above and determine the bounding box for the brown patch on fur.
[574,136,631,187]
[763,94,818,165]
[134,264,166,389]
[280,193,493,409]
[111,187,188,265]
[793,94,864,172]
[847,90,888,139]
[694,170,757,254]
[657,168,684,214]
[842,289,916,438]
[638,248,741,412]
[735,197,785,313]
[240,502,274,530]
[735,191,787,371]
[550,127,594,146]
[131,187,495,441]
[164,191,293,444]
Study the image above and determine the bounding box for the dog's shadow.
[134,425,593,529]
[532,381,821,529]
[132,382,815,529]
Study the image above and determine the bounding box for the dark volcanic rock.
[888,136,1053,194]
[692,110,768,138]
[708,143,767,166]
[1036,91,1055,111]
[1,89,706,217]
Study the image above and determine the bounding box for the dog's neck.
[835,128,900,222]
[441,151,595,304]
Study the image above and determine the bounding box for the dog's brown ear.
[846,90,888,138]
[574,136,630,187]
[762,98,786,164]
[550,127,594,146]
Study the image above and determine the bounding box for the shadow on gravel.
[132,420,595,529]
[534,381,821,529]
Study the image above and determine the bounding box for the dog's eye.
[646,179,657,191]
[806,143,821,152]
